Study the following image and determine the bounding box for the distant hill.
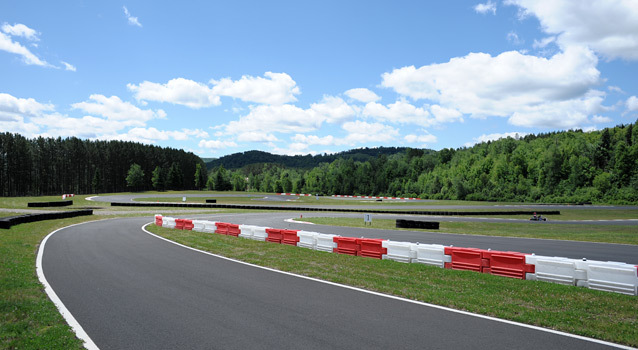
[199,157,217,163]
[206,147,413,170]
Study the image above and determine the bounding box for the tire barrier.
[110,201,559,217]
[396,219,439,230]
[28,200,73,208]
[0,210,93,229]
[153,215,637,296]
[205,199,217,203]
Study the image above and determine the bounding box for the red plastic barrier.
[227,223,240,237]
[281,229,300,246]
[357,238,387,259]
[444,247,487,272]
[266,228,284,243]
[333,237,359,256]
[215,222,229,235]
[155,215,162,226]
[183,219,194,231]
[482,250,535,279]
[175,219,186,230]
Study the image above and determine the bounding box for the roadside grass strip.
[148,223,638,347]
[295,217,638,245]
[0,217,100,349]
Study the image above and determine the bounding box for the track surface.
[42,217,623,349]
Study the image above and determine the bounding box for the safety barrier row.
[62,194,75,199]
[1,210,93,229]
[332,195,421,200]
[154,215,638,296]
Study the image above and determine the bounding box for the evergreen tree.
[167,162,183,190]
[92,168,101,194]
[194,163,206,190]
[151,166,165,191]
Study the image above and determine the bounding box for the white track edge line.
[37,222,100,350]
[141,223,634,350]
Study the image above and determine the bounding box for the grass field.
[147,224,638,347]
[295,217,638,245]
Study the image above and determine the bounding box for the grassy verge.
[147,225,638,347]
[0,216,109,349]
[296,217,638,245]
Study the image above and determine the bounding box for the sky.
[1,1,638,158]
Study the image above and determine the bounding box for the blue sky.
[2,1,637,157]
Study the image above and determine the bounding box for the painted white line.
[85,196,96,201]
[285,218,315,225]
[143,223,632,349]
[37,223,100,350]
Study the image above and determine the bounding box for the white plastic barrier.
[412,244,451,268]
[191,220,207,232]
[239,224,257,239]
[202,221,218,233]
[525,255,587,286]
[250,226,269,241]
[162,217,176,229]
[315,233,338,252]
[297,231,320,249]
[382,241,417,263]
[577,260,638,296]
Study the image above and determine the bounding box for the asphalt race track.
[42,217,627,349]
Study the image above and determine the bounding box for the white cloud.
[123,6,142,27]
[309,96,358,123]
[465,132,529,147]
[237,131,279,142]
[591,115,612,124]
[124,127,209,142]
[363,99,431,126]
[71,94,165,127]
[341,120,399,145]
[608,86,624,93]
[291,134,335,146]
[344,88,381,103]
[0,117,40,136]
[627,96,638,111]
[381,46,603,128]
[61,61,76,72]
[506,0,638,61]
[0,31,49,66]
[32,113,128,138]
[508,90,605,128]
[474,1,497,15]
[198,139,238,150]
[404,133,437,144]
[1,23,39,41]
[128,78,220,108]
[430,105,463,124]
[211,72,300,105]
[225,104,323,135]
[0,93,54,121]
[270,143,314,156]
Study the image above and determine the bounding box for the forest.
[0,133,206,196]
[208,121,638,204]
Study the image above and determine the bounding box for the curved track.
[42,217,626,349]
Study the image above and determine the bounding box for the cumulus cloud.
[506,0,638,61]
[0,93,54,121]
[211,72,300,105]
[344,88,381,103]
[627,96,638,111]
[225,104,322,135]
[363,99,431,126]
[341,120,399,145]
[237,131,279,142]
[591,115,612,124]
[507,31,523,45]
[128,78,220,108]
[309,96,358,123]
[474,1,497,15]
[381,46,603,128]
[71,94,165,127]
[123,6,142,27]
[291,134,335,146]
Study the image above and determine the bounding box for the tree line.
[209,121,638,204]
[0,133,206,196]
